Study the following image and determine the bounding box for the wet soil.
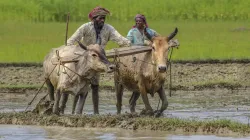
[0,88,250,135]
[1,112,250,136]
[0,62,249,91]
[0,89,250,123]
[0,62,250,136]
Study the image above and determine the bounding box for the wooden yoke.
[105,39,179,58]
[105,46,152,59]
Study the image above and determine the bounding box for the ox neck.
[150,54,167,81]
[75,53,92,78]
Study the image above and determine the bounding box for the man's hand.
[144,40,152,46]
[144,28,152,41]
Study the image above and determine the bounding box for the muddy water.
[0,125,249,140]
[1,89,250,124]
[1,89,250,139]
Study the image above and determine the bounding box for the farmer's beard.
[94,21,104,33]
[94,21,104,45]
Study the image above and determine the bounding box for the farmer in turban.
[127,14,159,46]
[67,6,130,114]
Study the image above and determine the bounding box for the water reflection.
[0,125,249,140]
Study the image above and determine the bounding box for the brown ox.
[114,28,178,117]
[43,43,114,114]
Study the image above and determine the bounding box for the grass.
[135,117,250,134]
[0,84,41,88]
[1,112,250,134]
[1,0,250,22]
[99,81,114,87]
[191,80,242,89]
[1,20,250,62]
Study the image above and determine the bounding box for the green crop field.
[0,0,250,62]
[1,0,250,22]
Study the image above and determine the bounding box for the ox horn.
[167,27,178,41]
[77,40,87,50]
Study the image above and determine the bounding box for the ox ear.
[77,40,88,50]
[167,27,178,41]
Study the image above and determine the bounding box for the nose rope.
[166,47,173,69]
[167,47,174,98]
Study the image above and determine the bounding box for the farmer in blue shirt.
[127,14,159,46]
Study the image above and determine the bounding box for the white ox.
[43,43,114,114]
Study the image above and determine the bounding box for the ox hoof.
[52,112,60,115]
[52,109,60,115]
[140,109,154,116]
[131,112,138,115]
[59,106,66,114]
[43,107,53,115]
[154,110,163,118]
[59,110,64,114]
[49,102,54,108]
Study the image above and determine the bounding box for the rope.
[63,65,82,77]
[132,56,156,66]
[113,49,122,85]
[25,64,57,111]
[156,47,174,113]
[168,47,174,97]
[25,50,82,112]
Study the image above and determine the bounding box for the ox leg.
[53,89,61,115]
[141,93,154,115]
[76,92,88,114]
[45,79,54,101]
[59,93,69,114]
[115,83,124,114]
[155,86,168,117]
[139,85,153,116]
[72,95,79,114]
[45,79,54,110]
[129,91,140,113]
[91,85,99,114]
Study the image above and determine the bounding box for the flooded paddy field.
[1,88,250,139]
[0,62,249,139]
[1,125,250,140]
[0,89,250,124]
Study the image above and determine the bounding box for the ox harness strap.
[25,50,88,111]
[113,49,122,85]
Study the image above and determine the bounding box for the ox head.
[77,41,115,73]
[151,28,178,73]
